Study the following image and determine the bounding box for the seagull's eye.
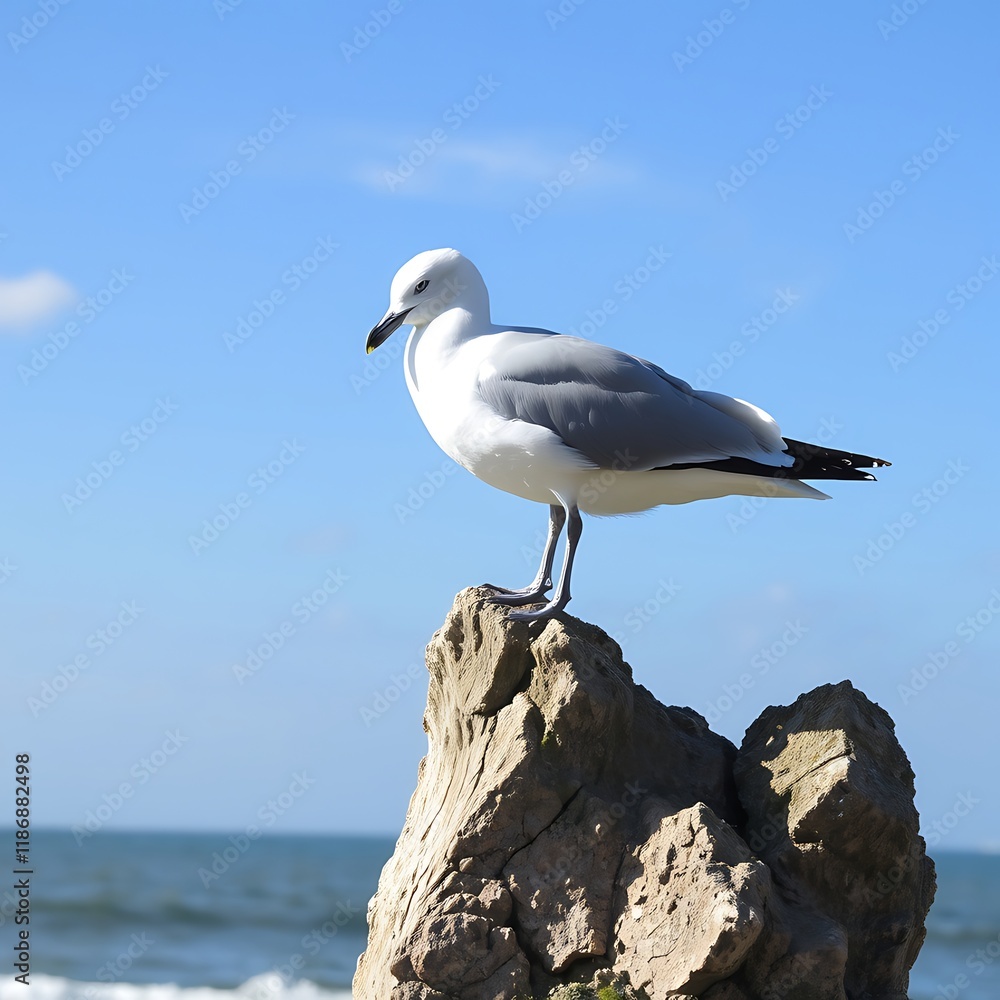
[414,279,429,294]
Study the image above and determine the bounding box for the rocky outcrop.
[353,588,934,1000]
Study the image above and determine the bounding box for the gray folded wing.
[478,332,792,471]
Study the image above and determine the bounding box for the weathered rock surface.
[353,588,934,1000]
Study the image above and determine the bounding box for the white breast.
[403,326,590,505]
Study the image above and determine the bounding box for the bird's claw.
[484,579,553,602]
[504,599,567,622]
[488,591,551,608]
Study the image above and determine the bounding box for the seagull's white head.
[366,248,489,354]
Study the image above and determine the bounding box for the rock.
[732,681,937,1000]
[506,790,621,973]
[353,588,934,1000]
[610,800,771,999]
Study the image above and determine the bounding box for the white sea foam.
[0,975,352,1000]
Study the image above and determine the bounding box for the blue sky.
[2,0,998,849]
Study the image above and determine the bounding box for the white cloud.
[0,270,77,331]
[258,119,647,205]
[352,134,642,203]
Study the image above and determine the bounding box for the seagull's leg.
[506,503,582,622]
[488,505,565,605]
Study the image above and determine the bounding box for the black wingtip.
[655,440,891,482]
[779,439,892,480]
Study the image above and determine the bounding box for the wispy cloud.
[240,115,649,207]
[350,132,642,203]
[238,115,648,206]
[0,271,77,332]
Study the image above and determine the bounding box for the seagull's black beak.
[366,308,412,354]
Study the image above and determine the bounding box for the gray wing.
[478,332,791,471]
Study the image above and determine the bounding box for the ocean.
[0,830,996,1000]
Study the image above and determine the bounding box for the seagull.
[366,248,889,622]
